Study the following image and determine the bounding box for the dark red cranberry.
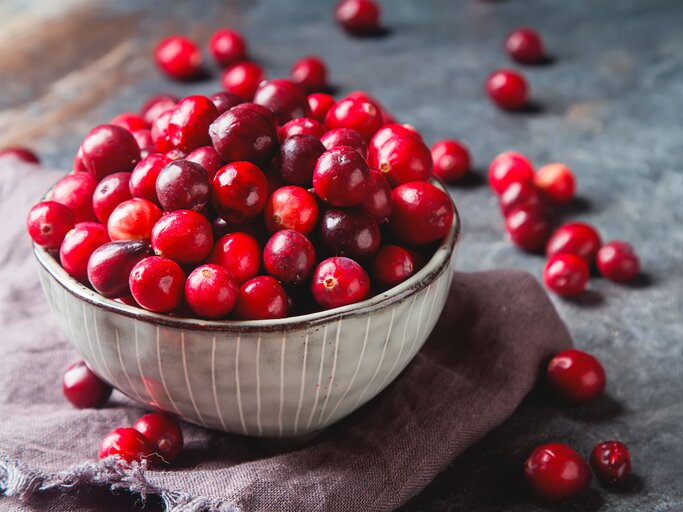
[234,276,289,320]
[110,112,149,132]
[62,360,112,408]
[534,163,576,204]
[51,172,97,222]
[311,256,370,309]
[547,349,606,404]
[209,232,261,284]
[308,93,336,122]
[372,245,414,288]
[370,136,433,187]
[232,102,278,125]
[597,241,640,283]
[154,35,203,80]
[291,56,328,93]
[133,413,183,464]
[209,28,247,67]
[320,130,367,159]
[60,222,110,282]
[505,28,545,64]
[264,185,319,235]
[139,94,179,125]
[212,162,268,223]
[278,117,326,141]
[390,182,454,245]
[546,223,602,264]
[263,230,316,285]
[221,61,265,101]
[87,240,152,297]
[335,0,381,35]
[489,151,534,194]
[209,91,244,115]
[184,264,239,319]
[325,97,383,140]
[321,208,381,260]
[431,139,471,183]
[168,95,218,152]
[253,79,311,125]
[185,146,223,180]
[129,256,185,312]
[151,108,175,153]
[505,204,551,251]
[524,443,592,502]
[0,146,40,164]
[361,170,393,224]
[486,69,529,110]
[278,134,326,186]
[499,180,543,216]
[544,254,589,297]
[313,146,370,207]
[151,210,213,264]
[80,124,141,180]
[368,123,423,162]
[209,106,278,166]
[107,198,162,241]
[93,172,132,223]
[130,153,171,204]
[99,427,155,464]
[26,201,75,249]
[131,129,154,151]
[590,441,632,487]
[155,160,210,212]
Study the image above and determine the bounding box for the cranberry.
[361,170,393,223]
[320,128,368,156]
[313,146,370,207]
[263,230,316,285]
[370,136,433,187]
[547,348,606,404]
[499,180,543,216]
[185,146,223,180]
[151,210,213,264]
[505,28,545,64]
[151,108,175,153]
[486,69,529,110]
[154,35,203,80]
[597,241,640,283]
[325,97,383,140]
[132,129,154,151]
[221,61,265,101]
[489,151,534,194]
[93,172,132,223]
[209,28,247,67]
[278,117,326,142]
[321,208,381,260]
[155,160,210,212]
[390,182,454,245]
[335,0,381,35]
[291,56,328,93]
[168,95,218,152]
[51,172,97,222]
[524,443,592,502]
[74,145,86,172]
[308,93,336,122]
[60,222,110,282]
[544,254,589,297]
[99,427,155,464]
[88,240,151,297]
[128,256,184,312]
[62,360,112,408]
[278,134,326,186]
[546,222,602,264]
[0,146,40,164]
[209,106,278,166]
[212,162,269,223]
[590,441,632,487]
[234,276,289,320]
[26,201,75,249]
[534,163,576,204]
[430,139,471,183]
[184,264,239,319]
[210,232,261,284]
[505,204,551,252]
[311,256,370,309]
[264,186,319,235]
[133,413,183,464]
[232,102,278,125]
[140,94,179,125]
[130,153,171,204]
[254,79,311,125]
[107,198,162,241]
[368,123,423,162]
[372,245,414,288]
[210,91,244,115]
[110,112,149,132]
[80,124,141,180]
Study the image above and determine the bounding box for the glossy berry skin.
[321,208,381,260]
[107,198,162,241]
[232,102,278,125]
[93,172,132,224]
[212,162,269,223]
[362,170,393,224]
[130,153,172,204]
[129,256,185,313]
[263,230,316,285]
[99,427,155,465]
[151,108,175,153]
[544,254,589,297]
[210,92,244,115]
[151,210,213,264]
[73,145,86,172]
[134,413,183,464]
[51,172,97,223]
[335,0,381,35]
[132,129,154,152]
[234,276,289,320]
[62,360,112,408]
[0,146,40,164]
[390,182,454,245]
[291,56,327,93]
[253,79,311,125]
[308,93,336,122]
[547,349,606,404]
[278,117,326,142]
[209,107,278,166]
[505,204,551,252]
[155,160,210,212]
[110,112,149,132]
[210,232,261,284]
[184,264,239,319]
[597,241,640,283]
[320,128,368,156]
[486,69,529,110]
[489,151,534,194]
[534,163,576,205]
[430,140,471,183]
[264,186,319,234]
[26,201,75,249]
[139,94,179,125]
[524,443,592,502]
[505,28,545,65]
[313,146,371,207]
[60,222,110,282]
[370,136,433,187]
[168,96,218,152]
[372,245,414,288]
[185,146,223,180]
[311,256,370,310]
[221,61,265,101]
[87,240,152,297]
[278,134,326,186]
[546,223,602,264]
[590,441,632,487]
[154,35,203,80]
[499,180,543,216]
[325,97,383,141]
[368,123,423,162]
[80,124,141,180]
[209,28,247,67]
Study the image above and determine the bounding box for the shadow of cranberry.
[449,169,486,189]
[623,271,655,289]
[556,195,593,219]
[566,289,605,309]
[606,473,645,494]
[557,393,626,423]
[511,100,545,115]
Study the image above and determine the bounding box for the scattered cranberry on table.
[209,28,247,67]
[430,139,471,183]
[543,253,589,297]
[99,427,155,464]
[62,360,112,409]
[154,35,203,80]
[0,146,40,164]
[505,204,551,252]
[590,441,632,487]
[185,264,239,319]
[291,56,328,93]
[597,241,640,283]
[221,61,266,101]
[534,162,576,204]
[489,151,535,194]
[499,179,544,216]
[485,69,529,110]
[546,348,606,404]
[505,28,545,65]
[524,443,592,502]
[335,0,381,36]
[133,413,184,464]
[546,222,602,264]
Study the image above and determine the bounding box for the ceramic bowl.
[34,181,459,438]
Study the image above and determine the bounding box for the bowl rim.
[34,179,460,332]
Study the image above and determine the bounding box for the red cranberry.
[263,230,316,285]
[346,91,392,122]
[185,264,239,319]
[60,222,110,282]
[489,151,534,194]
[278,134,326,186]
[546,222,602,264]
[234,276,289,320]
[139,94,179,125]
[74,145,86,172]
[291,56,328,93]
[132,129,154,151]
[499,180,543,216]
[232,102,278,125]
[209,106,278,166]
[311,256,370,309]
[154,35,203,80]
[308,93,336,122]
[544,254,589,297]
[88,240,152,297]
[505,28,545,64]
[320,128,368,156]
[524,443,592,502]
[80,124,141,180]
[129,256,185,312]
[212,162,269,223]
[264,186,319,234]
[151,108,175,152]
[590,441,632,487]
[62,360,112,408]
[209,91,244,115]
[168,95,218,152]
[133,413,183,464]
[534,163,576,204]
[209,232,261,284]
[99,427,155,464]
[130,153,171,204]
[51,172,97,222]
[372,245,414,288]
[151,210,213,264]
[155,160,210,212]
[26,201,75,249]
[185,146,223,180]
[254,79,311,125]
[110,112,149,132]
[107,198,162,241]
[335,0,381,35]
[321,208,381,260]
[0,146,40,164]
[325,97,383,140]
[278,117,326,142]
[505,204,551,251]
[486,69,529,110]
[209,28,247,67]
[597,241,640,283]
[431,139,471,183]
[547,349,606,404]
[370,136,433,187]
[313,146,370,207]
[93,172,132,223]
[221,61,265,101]
[368,123,423,162]
[165,148,187,161]
[390,182,454,245]
[361,170,393,224]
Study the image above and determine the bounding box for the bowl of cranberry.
[28,92,459,438]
